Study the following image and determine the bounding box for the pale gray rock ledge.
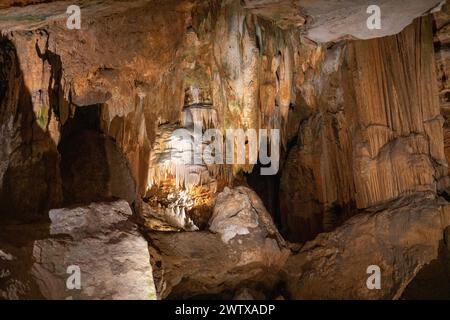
[31,200,156,300]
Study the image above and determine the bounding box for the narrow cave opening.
[58,104,136,206]
[245,134,298,238]
[245,162,281,227]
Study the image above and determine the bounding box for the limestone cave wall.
[1,0,450,300]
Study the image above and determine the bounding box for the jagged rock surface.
[0,223,47,299]
[435,2,450,112]
[1,0,450,301]
[245,0,442,42]
[0,36,62,218]
[210,186,284,244]
[0,0,303,218]
[282,193,450,299]
[0,200,156,299]
[148,187,289,299]
[434,3,450,183]
[280,17,447,242]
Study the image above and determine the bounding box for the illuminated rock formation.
[280,17,448,242]
[1,201,157,300]
[0,0,449,301]
[148,186,288,299]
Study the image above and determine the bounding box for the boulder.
[283,193,450,299]
[210,186,284,245]
[148,187,289,299]
[31,200,156,300]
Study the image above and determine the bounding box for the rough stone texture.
[434,1,450,110]
[4,1,442,42]
[149,231,289,299]
[0,36,62,218]
[0,223,47,299]
[31,200,156,300]
[148,187,289,299]
[434,2,450,181]
[244,0,442,42]
[3,0,439,223]
[0,0,50,9]
[280,17,447,242]
[0,0,302,219]
[210,186,284,244]
[1,0,450,301]
[283,193,450,299]
[348,17,446,207]
[0,0,315,224]
[0,0,193,203]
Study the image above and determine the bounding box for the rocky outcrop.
[148,186,289,299]
[435,2,450,112]
[280,16,447,242]
[33,200,156,300]
[0,0,193,206]
[148,231,288,299]
[245,0,442,42]
[434,2,450,182]
[0,200,157,300]
[0,36,62,218]
[0,223,47,299]
[1,0,450,301]
[210,186,284,244]
[2,0,443,224]
[0,0,301,219]
[282,193,450,299]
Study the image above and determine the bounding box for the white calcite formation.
[142,192,199,232]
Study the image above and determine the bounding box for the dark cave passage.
[58,104,136,206]
[245,162,282,228]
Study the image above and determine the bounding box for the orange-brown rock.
[1,0,450,301]
[0,37,62,218]
[280,17,447,242]
[148,186,289,299]
[283,193,450,299]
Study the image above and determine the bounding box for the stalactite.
[182,105,218,129]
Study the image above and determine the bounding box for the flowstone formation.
[0,0,450,300]
[144,86,224,231]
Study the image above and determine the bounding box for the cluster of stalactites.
[152,190,199,231]
[147,122,222,193]
[182,104,218,130]
[261,104,283,143]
